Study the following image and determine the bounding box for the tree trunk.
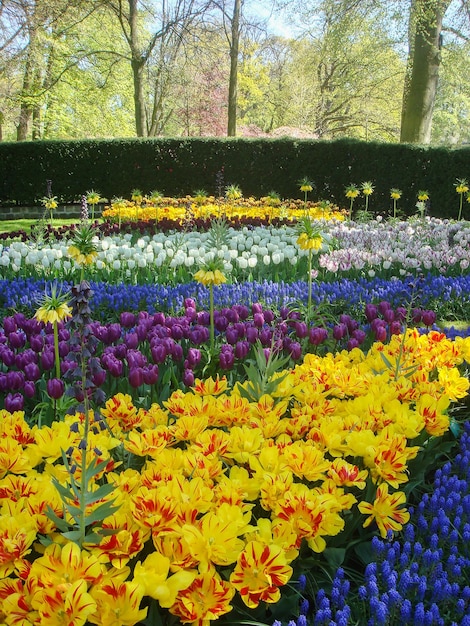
[16,52,35,140]
[131,57,148,137]
[400,0,450,144]
[227,0,240,136]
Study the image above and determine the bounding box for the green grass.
[0,218,82,235]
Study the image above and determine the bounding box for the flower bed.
[1,200,470,626]
[0,329,469,625]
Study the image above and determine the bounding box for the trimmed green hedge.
[1,137,469,218]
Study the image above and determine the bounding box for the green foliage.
[236,340,291,404]
[44,449,119,548]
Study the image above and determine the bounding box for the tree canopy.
[0,0,469,144]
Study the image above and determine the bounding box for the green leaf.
[83,501,119,525]
[83,482,116,504]
[323,546,346,570]
[45,506,69,532]
[84,457,111,481]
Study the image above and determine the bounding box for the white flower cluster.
[1,218,470,282]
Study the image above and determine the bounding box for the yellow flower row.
[0,329,468,626]
[102,196,345,223]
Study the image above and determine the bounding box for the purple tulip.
[352,329,366,345]
[252,303,263,315]
[294,322,308,339]
[234,322,246,338]
[125,332,139,349]
[120,312,136,328]
[225,308,239,324]
[253,313,265,328]
[263,348,271,362]
[143,364,159,385]
[235,305,250,320]
[333,323,347,341]
[411,308,423,324]
[225,327,239,345]
[24,381,36,398]
[41,348,55,371]
[24,363,41,382]
[375,325,387,342]
[3,316,17,334]
[5,392,24,412]
[92,369,107,387]
[364,304,378,322]
[183,368,195,387]
[259,329,273,346]
[0,374,8,392]
[390,320,402,335]
[186,348,202,368]
[215,315,228,332]
[171,343,184,361]
[383,309,395,324]
[289,341,302,360]
[58,341,70,357]
[263,309,275,324]
[154,312,166,325]
[219,345,235,370]
[378,301,391,315]
[347,338,360,351]
[7,370,25,391]
[8,332,26,349]
[29,335,44,353]
[197,311,210,326]
[136,324,148,341]
[1,348,16,367]
[58,328,70,341]
[127,350,147,369]
[151,343,167,363]
[114,344,127,359]
[129,367,144,388]
[309,327,328,346]
[185,307,197,322]
[47,378,65,400]
[422,310,436,326]
[234,340,250,359]
[184,297,196,310]
[246,326,259,343]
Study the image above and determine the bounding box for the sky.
[247,1,300,38]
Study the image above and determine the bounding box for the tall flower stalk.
[361,181,374,214]
[296,215,324,319]
[68,223,98,282]
[455,178,469,220]
[345,184,360,220]
[194,260,227,349]
[390,188,402,219]
[86,189,102,222]
[34,283,72,381]
[299,177,313,212]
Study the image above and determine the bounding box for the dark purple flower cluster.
[0,297,431,413]
[286,421,470,625]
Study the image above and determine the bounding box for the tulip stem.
[307,249,313,319]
